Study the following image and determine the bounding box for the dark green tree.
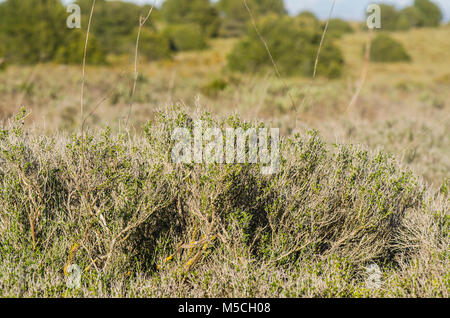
[164,24,208,52]
[227,15,344,78]
[161,0,220,37]
[396,6,423,30]
[0,0,106,64]
[378,4,400,31]
[54,30,106,65]
[75,0,157,55]
[137,28,172,61]
[413,0,443,27]
[325,19,354,38]
[0,0,67,63]
[216,0,286,37]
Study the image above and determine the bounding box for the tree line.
[0,0,444,78]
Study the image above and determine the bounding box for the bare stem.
[126,4,154,126]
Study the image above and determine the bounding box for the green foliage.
[366,0,443,31]
[137,28,172,61]
[164,24,208,52]
[296,11,321,32]
[0,0,106,65]
[0,0,67,64]
[217,0,286,37]
[54,30,106,65]
[0,107,447,297]
[0,47,6,71]
[326,19,354,39]
[379,4,401,31]
[162,0,220,37]
[227,15,344,78]
[370,34,411,63]
[397,6,424,30]
[201,78,229,98]
[76,0,156,55]
[414,0,443,27]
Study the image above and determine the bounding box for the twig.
[296,0,336,121]
[126,4,155,126]
[243,0,295,111]
[313,0,336,80]
[346,29,373,115]
[82,70,126,127]
[80,0,97,139]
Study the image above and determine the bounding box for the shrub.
[137,29,172,61]
[164,24,208,52]
[370,34,411,63]
[201,78,228,97]
[0,107,447,297]
[227,15,344,78]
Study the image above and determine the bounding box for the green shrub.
[137,29,172,61]
[201,78,228,97]
[227,15,344,78]
[164,24,208,51]
[0,107,447,297]
[370,34,411,63]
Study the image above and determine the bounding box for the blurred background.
[0,0,448,188]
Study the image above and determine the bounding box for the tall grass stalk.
[126,4,155,126]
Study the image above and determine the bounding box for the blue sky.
[62,0,450,22]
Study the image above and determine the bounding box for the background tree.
[75,0,158,55]
[378,4,400,31]
[227,14,344,78]
[216,0,286,37]
[325,18,354,39]
[0,0,68,63]
[413,0,443,27]
[161,0,220,37]
[137,28,172,61]
[396,6,424,30]
[164,24,208,52]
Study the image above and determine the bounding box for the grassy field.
[0,25,448,297]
